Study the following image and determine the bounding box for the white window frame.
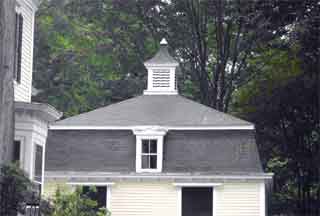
[33,143,44,185]
[67,182,113,210]
[173,183,222,216]
[133,127,167,173]
[136,135,164,173]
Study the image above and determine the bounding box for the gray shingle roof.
[52,95,253,127]
[144,45,179,65]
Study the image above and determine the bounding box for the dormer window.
[133,127,167,173]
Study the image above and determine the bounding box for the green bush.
[51,187,110,216]
[0,163,37,215]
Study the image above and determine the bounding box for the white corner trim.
[49,125,255,130]
[107,186,111,210]
[66,182,115,186]
[177,187,182,216]
[173,183,222,187]
[260,182,266,216]
[212,188,217,216]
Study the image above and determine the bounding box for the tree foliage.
[51,187,110,216]
[232,0,320,215]
[33,0,320,215]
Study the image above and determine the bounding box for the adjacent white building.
[13,0,62,193]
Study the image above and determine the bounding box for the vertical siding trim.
[213,188,217,216]
[260,182,266,216]
[41,143,46,194]
[177,187,182,216]
[107,186,112,211]
[29,139,34,179]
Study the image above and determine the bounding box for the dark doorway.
[81,186,107,211]
[182,187,213,216]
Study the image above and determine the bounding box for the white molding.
[144,63,179,67]
[143,90,178,95]
[107,186,111,210]
[260,182,266,216]
[177,187,182,216]
[47,173,273,180]
[41,142,46,194]
[135,135,164,173]
[173,183,222,187]
[132,126,168,136]
[49,125,255,130]
[66,182,115,186]
[176,184,220,216]
[212,188,217,216]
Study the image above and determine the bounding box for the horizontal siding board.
[43,180,264,216]
[216,183,261,216]
[110,182,178,216]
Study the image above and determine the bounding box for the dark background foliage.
[32,0,320,215]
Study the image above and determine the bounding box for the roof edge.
[15,101,63,122]
[45,171,273,180]
[49,125,255,130]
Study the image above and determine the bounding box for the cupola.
[144,38,179,95]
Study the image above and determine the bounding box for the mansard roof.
[51,95,253,128]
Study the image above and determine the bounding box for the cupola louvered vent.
[144,38,179,95]
[152,69,170,88]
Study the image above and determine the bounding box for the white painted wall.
[15,111,48,192]
[14,0,37,102]
[43,180,266,216]
[215,182,263,216]
[110,181,179,216]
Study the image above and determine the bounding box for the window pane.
[150,155,157,169]
[13,140,21,162]
[34,145,43,182]
[141,155,149,169]
[81,186,107,211]
[150,140,157,153]
[142,140,149,153]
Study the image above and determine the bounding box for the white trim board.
[173,183,222,187]
[260,182,266,216]
[49,125,255,130]
[66,182,115,186]
[46,173,273,180]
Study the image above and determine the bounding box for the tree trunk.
[0,0,16,165]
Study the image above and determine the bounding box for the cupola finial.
[143,39,179,95]
[160,38,168,45]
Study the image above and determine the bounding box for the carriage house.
[44,39,272,216]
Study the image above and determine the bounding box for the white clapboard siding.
[110,181,179,216]
[43,180,74,199]
[14,0,36,102]
[215,182,261,216]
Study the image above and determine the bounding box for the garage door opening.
[182,187,213,216]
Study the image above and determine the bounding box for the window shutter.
[14,13,23,83]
